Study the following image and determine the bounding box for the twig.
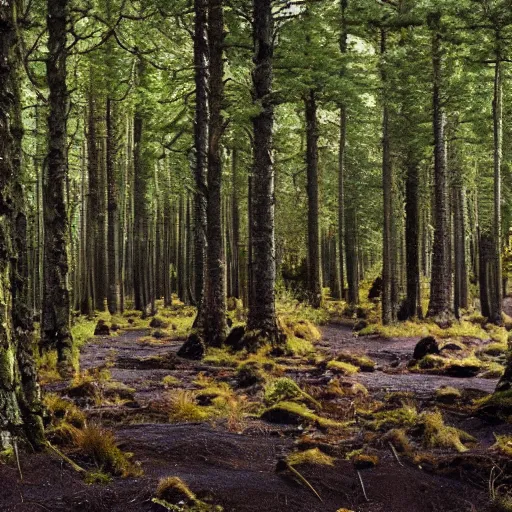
[287,463,323,503]
[46,442,86,473]
[388,441,403,467]
[13,439,23,481]
[357,470,369,502]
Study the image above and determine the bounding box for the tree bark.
[0,0,45,449]
[305,90,322,308]
[426,12,452,323]
[381,28,396,324]
[204,0,227,346]
[404,154,421,319]
[42,0,73,372]
[106,97,120,314]
[246,0,279,342]
[191,0,209,327]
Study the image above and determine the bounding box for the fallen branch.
[46,442,85,473]
[357,470,369,502]
[287,463,323,503]
[388,441,403,467]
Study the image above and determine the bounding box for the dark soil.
[1,311,511,512]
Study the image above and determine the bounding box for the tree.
[426,10,453,323]
[246,0,280,343]
[0,0,44,449]
[42,0,74,373]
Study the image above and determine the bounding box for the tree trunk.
[305,90,322,308]
[426,12,452,323]
[381,29,396,324]
[106,97,120,314]
[246,0,279,342]
[404,154,421,319]
[191,0,209,327]
[491,41,502,322]
[0,0,45,449]
[204,0,227,346]
[42,0,73,373]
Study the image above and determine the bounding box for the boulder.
[413,336,439,360]
[177,333,205,360]
[368,276,383,300]
[94,319,110,336]
[224,326,246,351]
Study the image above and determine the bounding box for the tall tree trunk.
[491,39,502,323]
[305,90,322,308]
[381,28,396,324]
[133,59,152,315]
[106,97,120,314]
[191,0,209,327]
[231,148,241,298]
[426,12,452,323]
[246,0,279,342]
[404,154,421,319]
[42,0,73,373]
[0,0,45,449]
[204,0,227,346]
[338,0,348,301]
[453,186,468,317]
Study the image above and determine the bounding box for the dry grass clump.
[419,410,475,453]
[72,424,141,476]
[326,360,359,376]
[154,476,223,511]
[366,405,418,431]
[286,448,335,467]
[335,352,376,371]
[262,401,346,429]
[492,435,512,457]
[167,390,210,423]
[44,393,86,428]
[264,377,319,407]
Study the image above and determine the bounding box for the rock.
[441,342,464,352]
[224,326,246,351]
[352,453,379,470]
[355,307,368,319]
[445,363,481,378]
[261,405,304,425]
[237,362,265,388]
[110,323,121,332]
[152,329,166,339]
[177,333,205,360]
[353,320,368,332]
[149,316,169,329]
[368,276,383,300]
[94,319,110,336]
[103,382,136,401]
[413,336,439,360]
[227,317,233,328]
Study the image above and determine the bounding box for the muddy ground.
[1,313,511,512]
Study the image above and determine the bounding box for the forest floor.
[1,300,511,512]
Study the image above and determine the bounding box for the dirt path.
[320,325,498,395]
[2,322,507,512]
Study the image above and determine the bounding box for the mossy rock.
[224,326,246,351]
[444,362,481,378]
[236,361,265,388]
[353,320,368,332]
[413,336,439,360]
[336,352,375,372]
[261,402,306,425]
[103,382,136,401]
[477,390,512,420]
[149,317,169,329]
[152,329,166,340]
[94,320,111,336]
[351,452,379,469]
[435,386,462,404]
[177,333,205,360]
